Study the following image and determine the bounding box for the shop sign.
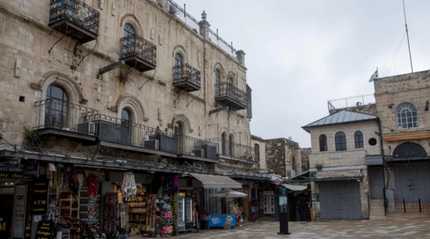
[31,180,48,214]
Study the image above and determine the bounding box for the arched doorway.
[45,84,69,129]
[393,142,427,159]
[389,142,430,214]
[120,108,133,145]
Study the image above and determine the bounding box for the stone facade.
[0,0,254,170]
[304,114,381,220]
[251,135,267,171]
[265,138,302,178]
[374,70,430,214]
[300,147,311,172]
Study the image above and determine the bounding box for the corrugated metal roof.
[303,110,377,130]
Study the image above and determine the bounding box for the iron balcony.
[215,82,247,110]
[172,64,201,92]
[120,36,157,72]
[48,0,99,43]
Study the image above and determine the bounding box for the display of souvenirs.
[35,220,56,239]
[156,196,174,237]
[128,185,156,237]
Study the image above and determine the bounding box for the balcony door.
[45,85,69,129]
[175,121,184,154]
[122,23,137,57]
[120,108,132,145]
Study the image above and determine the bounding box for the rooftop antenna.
[402,0,414,73]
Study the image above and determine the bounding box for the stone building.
[304,69,430,221]
[303,110,382,220]
[251,135,267,171]
[265,138,302,179]
[374,70,430,215]
[0,0,268,237]
[300,148,311,172]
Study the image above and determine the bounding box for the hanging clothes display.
[121,172,137,201]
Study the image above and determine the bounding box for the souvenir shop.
[19,162,184,239]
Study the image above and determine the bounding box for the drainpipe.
[376,118,387,216]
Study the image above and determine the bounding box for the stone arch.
[172,45,188,64]
[40,71,86,104]
[172,114,193,134]
[120,14,143,36]
[393,142,427,159]
[115,95,145,123]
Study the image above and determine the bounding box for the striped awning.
[191,173,242,189]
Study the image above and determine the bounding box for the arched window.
[175,121,185,154]
[335,131,347,151]
[121,108,132,126]
[215,68,221,87]
[319,135,327,152]
[221,132,227,155]
[354,131,364,149]
[122,23,136,54]
[120,108,133,145]
[174,52,184,68]
[45,84,68,128]
[254,143,260,163]
[229,134,234,157]
[397,103,418,129]
[227,74,235,87]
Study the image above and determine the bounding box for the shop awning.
[212,190,247,198]
[282,183,307,192]
[191,173,242,189]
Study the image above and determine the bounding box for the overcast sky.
[174,0,430,147]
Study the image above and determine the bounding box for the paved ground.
[172,216,430,239]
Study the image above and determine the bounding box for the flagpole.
[402,0,414,73]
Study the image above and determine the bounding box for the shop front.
[188,173,243,230]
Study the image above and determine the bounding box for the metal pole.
[402,0,414,73]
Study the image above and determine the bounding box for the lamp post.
[278,187,289,235]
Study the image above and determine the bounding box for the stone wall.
[0,0,253,166]
[265,138,301,178]
[374,69,430,156]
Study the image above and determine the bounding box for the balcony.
[173,64,201,92]
[82,114,178,155]
[34,98,99,142]
[177,135,218,161]
[215,82,247,110]
[48,0,99,43]
[120,36,157,72]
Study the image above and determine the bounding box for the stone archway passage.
[393,142,427,160]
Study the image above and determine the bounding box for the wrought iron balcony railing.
[81,114,178,155]
[215,82,247,110]
[120,36,157,72]
[172,64,201,92]
[177,135,218,160]
[48,0,99,43]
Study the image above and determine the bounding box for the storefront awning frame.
[190,173,242,189]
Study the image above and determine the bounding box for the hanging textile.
[121,172,137,201]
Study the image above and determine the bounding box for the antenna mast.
[402,0,414,73]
